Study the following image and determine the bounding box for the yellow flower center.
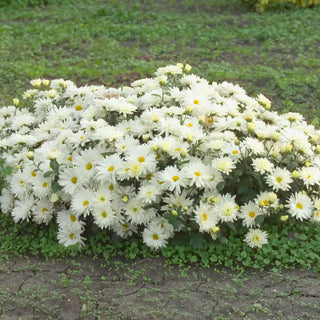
[138,157,145,163]
[296,203,303,210]
[42,182,47,188]
[249,211,256,218]
[75,105,83,111]
[101,211,107,218]
[232,150,239,155]
[194,172,201,176]
[71,177,77,184]
[172,175,179,181]
[31,171,37,177]
[20,180,24,186]
[108,166,114,172]
[126,126,131,131]
[175,148,181,152]
[193,99,199,105]
[152,234,159,240]
[70,215,76,222]
[42,208,48,214]
[276,177,283,183]
[202,213,207,221]
[307,174,311,179]
[146,174,152,180]
[188,122,193,127]
[100,196,105,202]
[109,185,114,191]
[316,211,319,217]
[263,200,269,206]
[253,235,260,242]
[69,233,74,240]
[86,163,92,170]
[68,156,72,162]
[83,200,89,207]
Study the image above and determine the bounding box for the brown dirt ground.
[0,255,319,320]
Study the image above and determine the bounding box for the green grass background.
[0,0,320,268]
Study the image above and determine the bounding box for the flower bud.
[187,134,193,143]
[185,106,193,114]
[122,195,128,203]
[292,170,299,179]
[13,98,20,106]
[158,75,167,85]
[184,64,192,72]
[271,132,280,142]
[269,192,277,203]
[211,226,220,233]
[315,145,320,154]
[248,122,255,133]
[26,151,34,160]
[183,206,189,212]
[305,161,311,167]
[42,79,50,86]
[176,63,183,68]
[50,193,59,203]
[171,210,178,216]
[280,215,288,221]
[48,90,56,99]
[180,150,187,158]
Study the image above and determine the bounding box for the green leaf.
[44,170,55,178]
[164,213,185,231]
[189,233,205,249]
[219,236,228,244]
[50,160,59,172]
[52,182,62,192]
[254,215,265,225]
[3,166,12,175]
[216,181,226,192]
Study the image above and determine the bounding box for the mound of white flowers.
[1,63,320,250]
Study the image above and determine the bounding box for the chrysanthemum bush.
[1,63,320,251]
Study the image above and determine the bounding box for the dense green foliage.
[0,0,320,269]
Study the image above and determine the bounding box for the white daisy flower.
[57,224,85,247]
[245,229,268,248]
[213,193,239,223]
[239,202,263,228]
[71,189,94,217]
[57,210,85,231]
[31,174,52,199]
[251,158,274,175]
[161,190,194,213]
[212,156,236,176]
[298,167,320,187]
[59,167,88,195]
[73,148,98,179]
[266,167,293,192]
[159,165,188,193]
[194,202,218,232]
[96,154,123,184]
[10,170,32,198]
[92,205,117,229]
[183,161,215,189]
[112,221,138,239]
[285,192,313,221]
[142,225,169,249]
[0,188,14,214]
[11,196,34,223]
[31,199,54,225]
[137,184,162,204]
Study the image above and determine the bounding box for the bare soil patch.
[0,256,319,319]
